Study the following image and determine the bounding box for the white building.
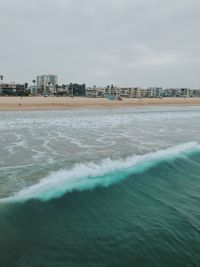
[86,87,106,97]
[147,87,163,98]
[120,87,146,98]
[37,74,58,90]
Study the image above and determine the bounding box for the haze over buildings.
[1,0,200,88]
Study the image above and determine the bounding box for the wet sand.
[0,96,199,110]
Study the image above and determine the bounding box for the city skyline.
[1,73,200,90]
[1,0,200,88]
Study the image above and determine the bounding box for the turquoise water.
[0,106,200,266]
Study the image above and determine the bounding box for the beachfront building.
[163,88,192,97]
[68,83,86,96]
[120,88,131,97]
[0,83,30,96]
[86,86,147,98]
[147,87,163,98]
[104,85,115,96]
[86,86,120,98]
[29,85,37,95]
[104,85,119,96]
[139,88,147,98]
[85,87,97,97]
[185,89,194,97]
[179,88,192,97]
[119,87,145,98]
[128,87,146,98]
[86,86,106,97]
[163,88,178,97]
[112,87,121,96]
[37,74,58,91]
[129,88,138,98]
[192,89,200,97]
[96,87,106,97]
[53,85,69,96]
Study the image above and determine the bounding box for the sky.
[0,0,200,88]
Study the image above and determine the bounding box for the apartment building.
[147,87,163,98]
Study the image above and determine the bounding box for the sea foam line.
[1,142,199,203]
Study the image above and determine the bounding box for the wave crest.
[1,142,199,203]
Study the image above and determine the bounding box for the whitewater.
[1,141,199,202]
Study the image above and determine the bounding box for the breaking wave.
[1,142,199,203]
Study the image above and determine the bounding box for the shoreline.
[0,96,199,111]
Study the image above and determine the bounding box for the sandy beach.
[0,96,199,111]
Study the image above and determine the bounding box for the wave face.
[2,142,199,202]
[0,107,200,267]
[0,150,200,267]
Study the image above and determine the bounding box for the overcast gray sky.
[1,0,200,88]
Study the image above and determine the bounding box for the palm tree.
[32,80,36,95]
[0,75,3,94]
[69,83,73,97]
[48,82,51,95]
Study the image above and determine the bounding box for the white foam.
[1,142,199,203]
[0,109,200,131]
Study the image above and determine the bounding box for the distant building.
[180,88,191,97]
[54,85,69,96]
[37,74,58,90]
[86,86,147,98]
[86,87,106,97]
[128,87,146,98]
[69,83,86,96]
[163,88,192,97]
[163,88,178,97]
[29,85,37,95]
[147,87,163,98]
[85,87,96,97]
[0,83,30,96]
[119,87,146,98]
[104,85,120,96]
[119,88,130,97]
[192,89,200,97]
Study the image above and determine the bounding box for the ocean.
[0,106,200,267]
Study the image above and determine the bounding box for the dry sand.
[0,96,199,111]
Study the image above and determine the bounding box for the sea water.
[0,106,200,266]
